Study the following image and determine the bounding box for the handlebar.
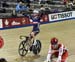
[20,35,30,40]
[20,35,29,39]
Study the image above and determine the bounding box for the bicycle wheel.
[32,40,42,55]
[18,40,28,56]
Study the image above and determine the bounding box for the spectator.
[73,0,75,4]
[62,0,67,5]
[26,2,30,8]
[45,7,52,14]
[70,0,74,3]
[11,10,17,17]
[53,8,59,13]
[39,5,45,14]
[40,5,45,11]
[15,2,29,13]
[72,0,75,10]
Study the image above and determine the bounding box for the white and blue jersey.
[30,14,41,32]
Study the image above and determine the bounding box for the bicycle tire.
[32,40,42,55]
[18,40,28,56]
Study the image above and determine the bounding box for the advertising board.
[0,19,3,28]
[2,17,30,28]
[49,11,73,21]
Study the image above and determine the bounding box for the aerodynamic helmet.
[33,10,39,14]
[51,37,58,45]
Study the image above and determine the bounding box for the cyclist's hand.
[56,60,61,62]
[56,56,61,62]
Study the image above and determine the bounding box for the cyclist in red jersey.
[44,37,68,62]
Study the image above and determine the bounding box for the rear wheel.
[32,40,42,55]
[18,40,28,56]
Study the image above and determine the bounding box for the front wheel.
[18,40,28,56]
[32,40,42,55]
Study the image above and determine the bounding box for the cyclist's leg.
[29,31,34,41]
[34,31,40,36]
[61,51,68,62]
[27,31,34,51]
[30,30,39,40]
[30,31,39,45]
[51,52,59,61]
[33,31,40,44]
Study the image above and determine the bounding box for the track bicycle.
[18,35,42,56]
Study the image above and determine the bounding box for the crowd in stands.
[0,0,75,18]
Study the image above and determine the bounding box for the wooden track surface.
[0,20,75,62]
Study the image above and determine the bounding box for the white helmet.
[33,10,39,14]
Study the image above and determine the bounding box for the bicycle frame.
[20,35,33,50]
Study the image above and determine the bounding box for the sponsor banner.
[0,19,3,28]
[41,14,49,22]
[2,14,49,28]
[72,11,75,17]
[2,17,30,28]
[49,11,73,21]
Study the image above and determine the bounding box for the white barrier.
[0,19,2,28]
[49,11,75,22]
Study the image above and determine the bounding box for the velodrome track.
[0,20,75,62]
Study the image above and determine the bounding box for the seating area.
[0,0,75,18]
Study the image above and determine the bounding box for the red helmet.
[51,37,58,45]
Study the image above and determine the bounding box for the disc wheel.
[32,40,41,55]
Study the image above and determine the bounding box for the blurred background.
[0,0,75,18]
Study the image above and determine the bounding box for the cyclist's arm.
[57,44,64,62]
[46,45,52,62]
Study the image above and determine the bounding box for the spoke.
[19,47,28,51]
[19,48,23,50]
[20,42,26,49]
[19,41,29,56]
[22,49,24,55]
[24,49,28,51]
